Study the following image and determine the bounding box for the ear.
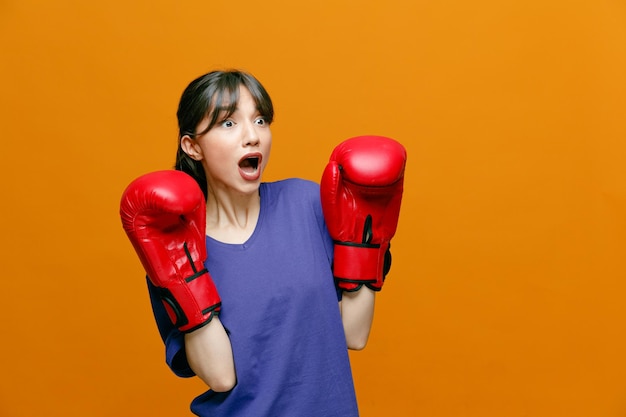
[180,135,203,161]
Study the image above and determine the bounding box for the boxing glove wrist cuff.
[158,269,222,333]
[332,241,388,288]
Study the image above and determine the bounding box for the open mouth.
[238,153,261,174]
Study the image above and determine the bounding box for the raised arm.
[120,170,235,391]
[320,135,406,349]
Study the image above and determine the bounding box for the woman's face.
[182,86,272,198]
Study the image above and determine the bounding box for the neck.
[205,186,261,244]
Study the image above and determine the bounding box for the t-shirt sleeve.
[311,186,334,263]
[146,278,196,378]
[307,180,342,301]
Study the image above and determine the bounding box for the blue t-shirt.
[147,178,359,416]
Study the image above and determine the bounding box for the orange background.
[1,0,625,416]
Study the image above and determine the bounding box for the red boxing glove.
[120,170,220,332]
[321,136,406,291]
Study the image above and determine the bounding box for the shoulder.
[261,178,323,221]
[263,178,320,200]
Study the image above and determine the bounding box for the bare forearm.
[340,287,376,350]
[184,317,236,392]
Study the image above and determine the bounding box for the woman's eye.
[221,120,234,128]
[255,117,266,126]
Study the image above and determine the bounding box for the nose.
[243,120,260,147]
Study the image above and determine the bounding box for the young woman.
[121,70,405,416]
